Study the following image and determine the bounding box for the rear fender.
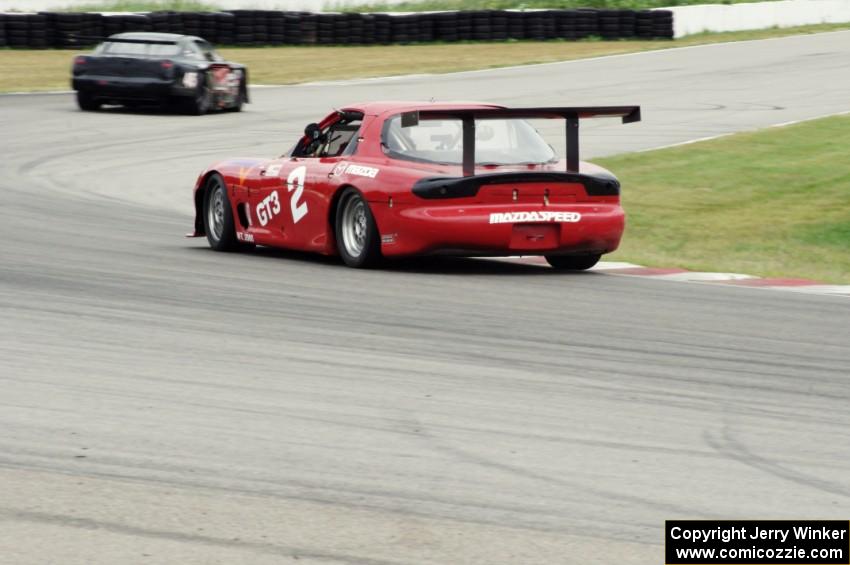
[325,183,365,256]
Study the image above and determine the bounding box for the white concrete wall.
[665,0,850,37]
[0,0,410,11]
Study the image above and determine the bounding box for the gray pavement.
[0,32,849,564]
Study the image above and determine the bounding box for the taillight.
[160,60,175,79]
[72,55,87,75]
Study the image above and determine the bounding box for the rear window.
[98,41,181,58]
[382,116,557,166]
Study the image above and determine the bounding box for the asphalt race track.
[1,32,849,564]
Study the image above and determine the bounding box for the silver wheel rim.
[207,182,225,242]
[340,196,368,258]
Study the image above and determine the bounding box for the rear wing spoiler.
[401,106,641,176]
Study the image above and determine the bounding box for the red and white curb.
[491,258,850,297]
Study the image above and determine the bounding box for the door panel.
[246,158,338,251]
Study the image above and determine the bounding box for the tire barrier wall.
[0,9,674,49]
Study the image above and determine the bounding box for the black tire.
[76,90,100,111]
[185,75,212,115]
[202,174,238,251]
[545,253,601,271]
[227,80,246,112]
[335,188,381,268]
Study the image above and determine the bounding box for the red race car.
[190,101,640,269]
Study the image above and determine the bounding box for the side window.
[194,40,221,62]
[182,41,204,60]
[295,120,362,158]
[319,122,361,158]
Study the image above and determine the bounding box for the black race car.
[71,32,248,114]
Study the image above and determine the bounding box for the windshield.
[383,116,557,166]
[98,41,181,58]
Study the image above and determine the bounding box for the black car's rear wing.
[402,106,641,176]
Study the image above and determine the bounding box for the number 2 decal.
[287,166,308,224]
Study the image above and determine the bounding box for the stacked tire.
[575,9,600,39]
[649,10,674,39]
[434,11,458,42]
[215,12,236,44]
[5,14,48,48]
[555,10,578,41]
[506,11,524,40]
[390,14,418,44]
[0,8,675,48]
[618,9,637,38]
[373,13,392,44]
[522,11,546,41]
[416,13,435,42]
[101,13,152,36]
[359,13,376,44]
[37,12,102,47]
[455,11,472,41]
[597,9,620,39]
[469,10,491,42]
[263,10,285,44]
[148,11,172,33]
[490,11,508,41]
[229,10,254,45]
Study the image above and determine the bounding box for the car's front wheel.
[76,91,100,111]
[545,253,601,271]
[203,174,238,251]
[335,189,382,268]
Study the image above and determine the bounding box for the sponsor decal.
[381,233,397,244]
[236,232,254,243]
[345,164,379,178]
[332,162,349,176]
[489,211,582,224]
[256,191,281,227]
[265,163,282,177]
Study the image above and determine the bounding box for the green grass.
[3,23,849,93]
[56,0,220,11]
[343,0,779,11]
[598,114,850,283]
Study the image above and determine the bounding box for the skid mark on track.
[705,426,850,499]
[0,507,403,565]
[408,417,712,521]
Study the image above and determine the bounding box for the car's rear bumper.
[372,202,625,258]
[73,76,192,100]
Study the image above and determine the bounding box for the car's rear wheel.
[335,189,381,268]
[203,174,238,251]
[227,80,246,113]
[545,253,601,271]
[76,91,100,111]
[185,77,212,115]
